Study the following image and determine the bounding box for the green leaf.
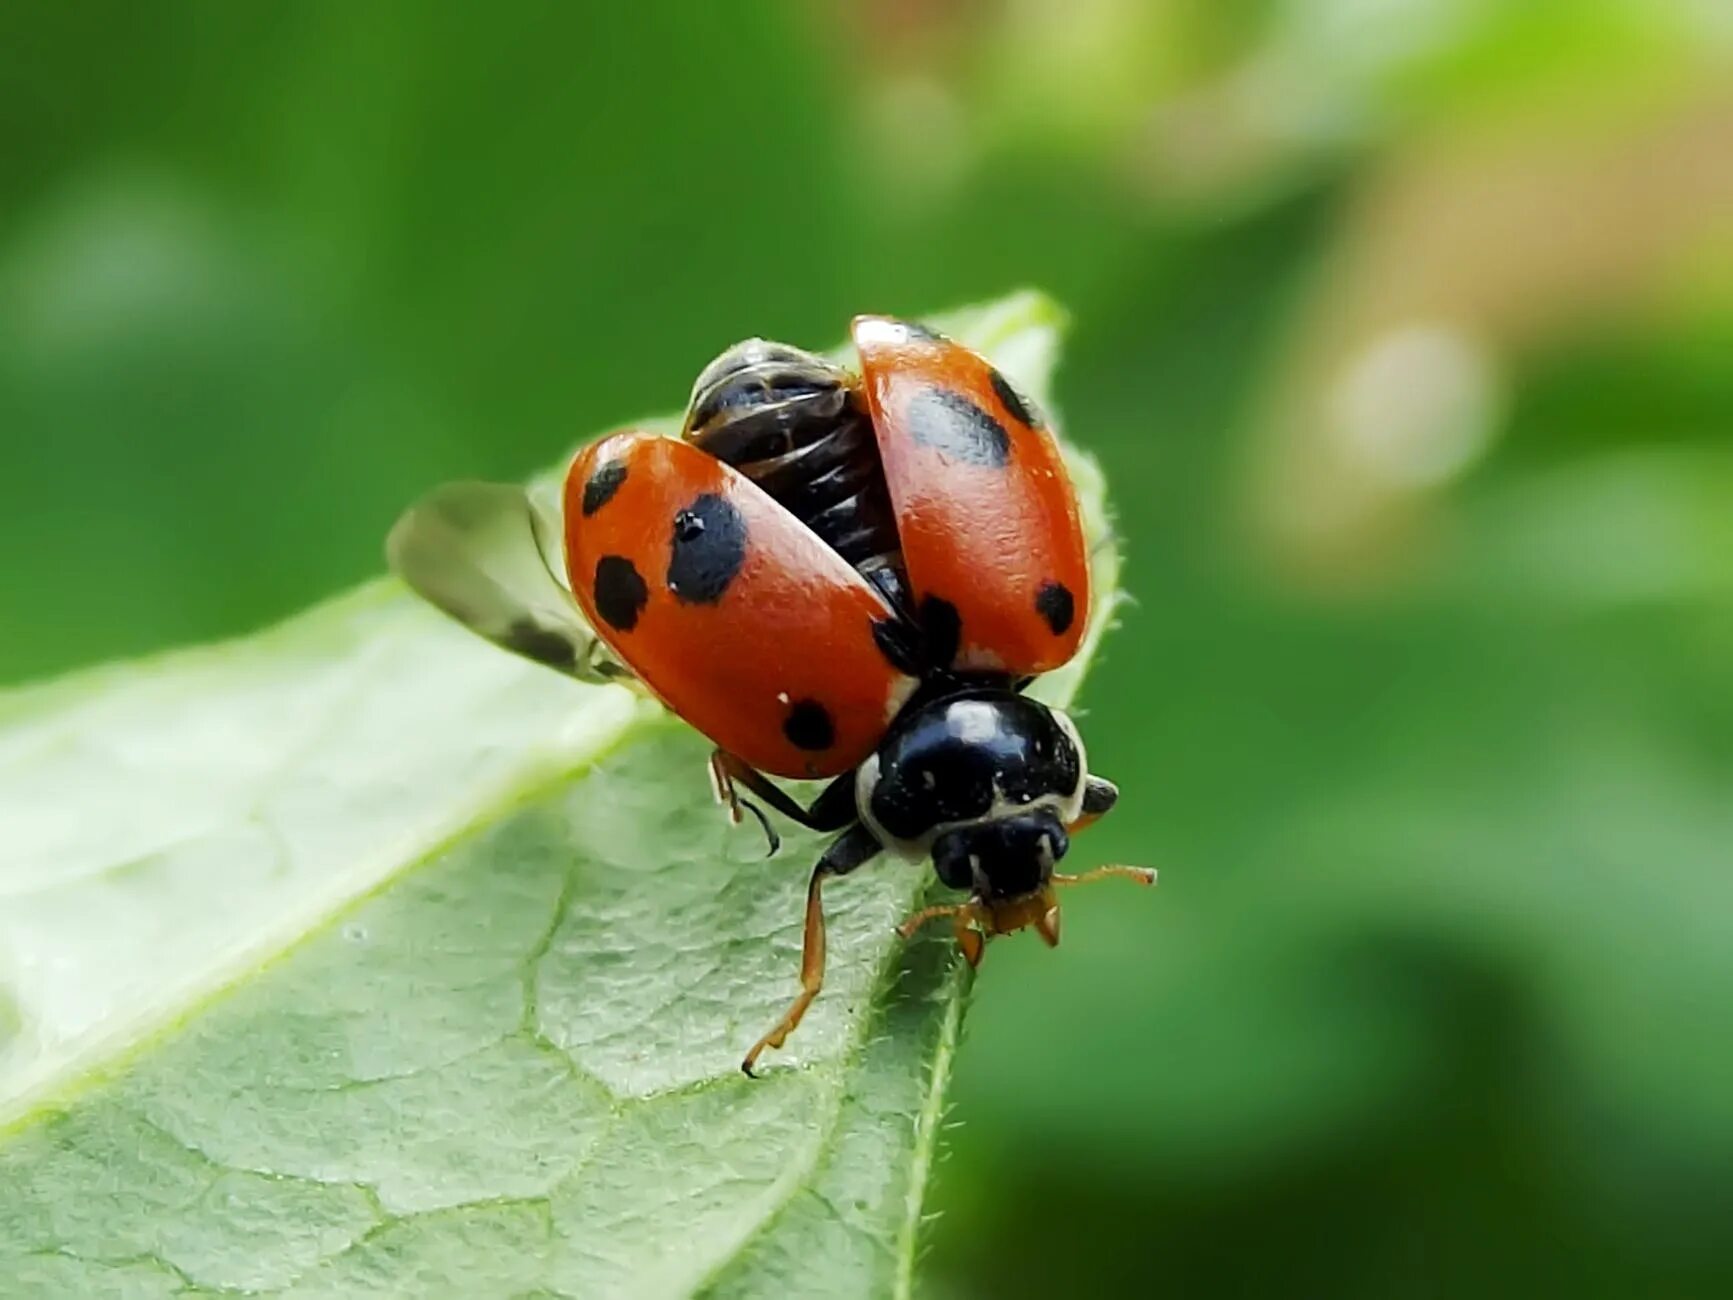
[0,292,1119,1297]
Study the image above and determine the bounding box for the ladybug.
[388,316,1154,1074]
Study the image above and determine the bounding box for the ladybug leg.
[1067,775,1119,835]
[742,824,881,1077]
[707,750,783,854]
[709,750,857,856]
[708,752,782,856]
[897,900,989,967]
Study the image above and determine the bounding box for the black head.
[858,689,1086,949]
[931,811,1069,899]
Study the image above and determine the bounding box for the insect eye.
[931,832,974,890]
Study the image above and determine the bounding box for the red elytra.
[563,431,918,780]
[852,316,1089,674]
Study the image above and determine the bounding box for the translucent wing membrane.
[386,480,630,684]
[525,475,573,593]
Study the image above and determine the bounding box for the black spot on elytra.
[989,368,1042,430]
[505,618,578,670]
[905,388,1011,469]
[782,699,835,751]
[593,556,648,631]
[1035,581,1075,636]
[666,492,747,604]
[581,460,627,516]
[919,595,962,667]
[901,320,945,342]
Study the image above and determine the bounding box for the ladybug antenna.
[1054,865,1157,889]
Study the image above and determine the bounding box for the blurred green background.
[4,2,1731,1295]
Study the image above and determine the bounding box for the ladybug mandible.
[389,316,1154,1074]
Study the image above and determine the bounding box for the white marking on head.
[1051,708,1089,822]
[854,752,914,859]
